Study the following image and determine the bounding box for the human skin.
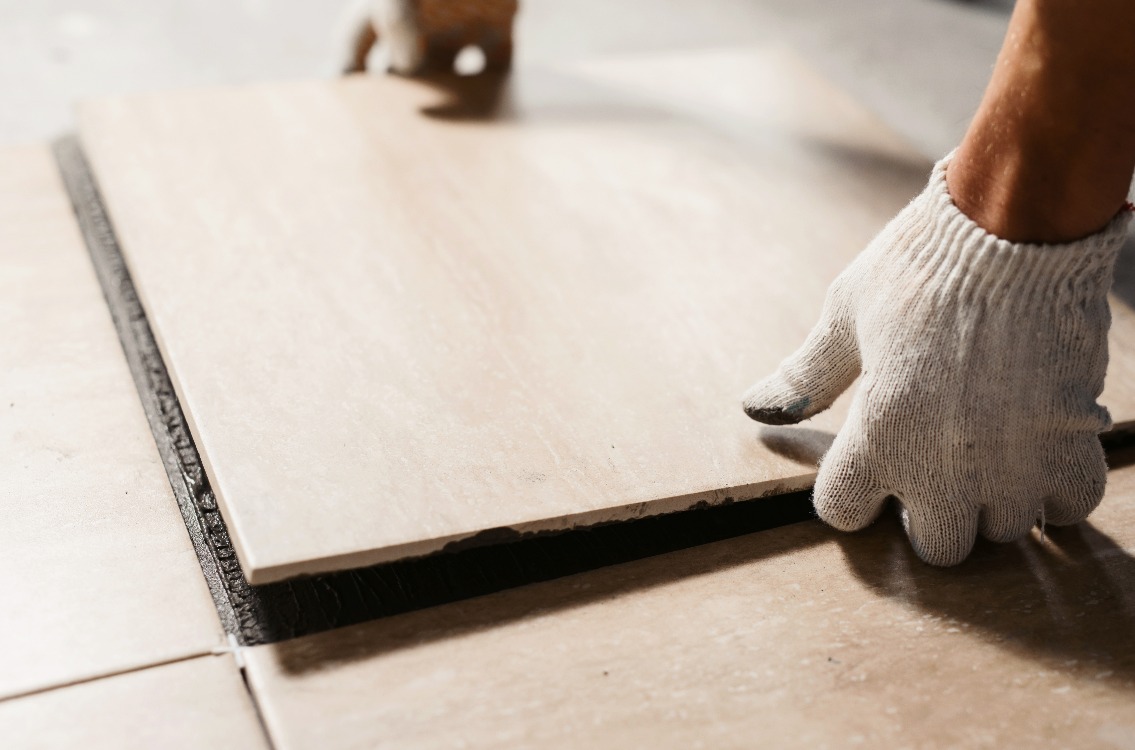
[947,0,1135,243]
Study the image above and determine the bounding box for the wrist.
[946,138,1130,245]
[916,154,1128,284]
[945,0,1135,244]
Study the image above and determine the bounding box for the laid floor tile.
[0,654,268,749]
[76,46,933,583]
[244,460,1135,749]
[0,145,225,699]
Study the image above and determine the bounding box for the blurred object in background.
[0,0,1012,156]
[340,0,518,75]
[0,0,352,144]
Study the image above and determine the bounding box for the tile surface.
[0,145,225,699]
[245,460,1135,750]
[0,655,269,749]
[78,47,936,583]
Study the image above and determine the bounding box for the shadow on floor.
[1110,229,1135,312]
[270,498,831,675]
[255,486,818,645]
[837,506,1135,689]
[758,424,835,466]
[273,452,1135,690]
[413,71,513,120]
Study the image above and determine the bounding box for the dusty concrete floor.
[0,0,1012,155]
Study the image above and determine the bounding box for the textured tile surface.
[0,655,269,749]
[245,460,1135,750]
[78,47,934,583]
[0,145,224,699]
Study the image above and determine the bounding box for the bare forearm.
[947,0,1135,243]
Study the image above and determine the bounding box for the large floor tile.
[0,145,225,699]
[0,655,269,749]
[244,460,1135,749]
[76,46,936,584]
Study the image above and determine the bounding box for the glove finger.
[742,301,859,426]
[899,495,979,567]
[1043,436,1107,526]
[813,435,888,531]
[978,497,1042,543]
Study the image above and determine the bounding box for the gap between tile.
[0,651,209,705]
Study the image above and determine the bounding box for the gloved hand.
[742,153,1130,566]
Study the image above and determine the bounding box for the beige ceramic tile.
[0,654,269,750]
[0,145,224,700]
[77,46,937,583]
[244,460,1135,750]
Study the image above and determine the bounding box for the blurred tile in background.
[0,0,1011,155]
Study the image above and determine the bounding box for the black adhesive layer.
[51,135,820,645]
[54,137,258,640]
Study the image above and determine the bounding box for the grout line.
[235,655,281,750]
[211,634,247,670]
[215,638,280,750]
[0,651,213,705]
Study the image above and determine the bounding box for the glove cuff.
[893,151,1131,298]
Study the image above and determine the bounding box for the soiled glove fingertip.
[743,403,808,425]
[741,382,812,425]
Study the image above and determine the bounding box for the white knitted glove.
[743,154,1130,566]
